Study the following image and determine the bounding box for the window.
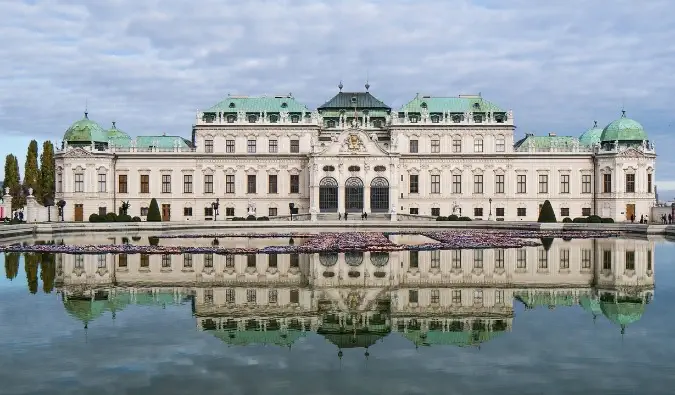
[268,139,278,153]
[648,173,653,193]
[204,289,213,305]
[227,114,236,123]
[183,174,193,193]
[161,255,171,268]
[409,251,419,268]
[140,207,149,216]
[204,254,214,268]
[225,175,235,194]
[538,174,548,193]
[290,139,300,153]
[474,138,484,153]
[517,207,526,217]
[582,175,592,193]
[560,174,570,194]
[431,289,440,304]
[161,175,171,193]
[409,290,419,303]
[268,175,278,194]
[98,173,106,192]
[225,255,234,268]
[647,250,652,271]
[269,289,278,304]
[625,251,635,270]
[183,207,192,216]
[226,289,235,303]
[452,290,461,304]
[452,250,461,268]
[473,175,483,194]
[431,140,440,153]
[496,136,505,152]
[74,173,84,192]
[269,207,277,217]
[495,174,505,194]
[496,207,505,217]
[473,250,483,268]
[474,208,483,217]
[452,138,462,153]
[430,175,440,193]
[225,207,234,216]
[603,173,612,193]
[247,139,256,153]
[625,174,635,193]
[430,250,440,268]
[204,175,214,194]
[495,249,505,268]
[268,254,277,268]
[291,115,299,123]
[246,289,256,303]
[452,175,462,194]
[473,289,483,305]
[430,114,439,123]
[517,175,527,194]
[582,208,591,216]
[140,254,149,268]
[560,208,570,217]
[538,249,548,269]
[290,174,300,194]
[560,249,570,269]
[98,207,106,216]
[409,116,418,123]
[431,207,440,217]
[57,173,63,193]
[290,254,299,268]
[495,290,505,304]
[517,249,527,268]
[204,207,213,217]
[409,139,418,153]
[205,139,213,153]
[409,175,419,193]
[118,254,128,268]
[226,140,235,153]
[409,207,419,215]
[117,175,128,194]
[97,254,106,268]
[602,250,612,270]
[140,174,149,194]
[247,175,256,194]
[581,249,592,269]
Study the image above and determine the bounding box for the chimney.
[548,132,557,137]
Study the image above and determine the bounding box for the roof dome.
[63,113,108,143]
[106,121,130,140]
[600,298,645,333]
[579,121,603,146]
[600,111,648,142]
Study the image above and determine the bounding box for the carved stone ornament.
[64,147,94,158]
[4,187,9,195]
[347,134,363,151]
[618,148,644,159]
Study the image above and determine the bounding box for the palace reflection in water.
[32,234,655,352]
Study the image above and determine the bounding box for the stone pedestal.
[26,193,38,223]
[1,187,11,219]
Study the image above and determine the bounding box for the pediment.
[617,148,646,158]
[314,128,390,157]
[63,147,94,158]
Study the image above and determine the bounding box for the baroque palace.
[53,236,654,348]
[54,84,656,222]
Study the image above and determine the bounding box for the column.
[337,168,345,214]
[364,184,370,214]
[390,164,399,221]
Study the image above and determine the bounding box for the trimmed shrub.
[458,216,472,221]
[116,214,132,222]
[448,214,459,221]
[572,217,587,223]
[537,200,557,223]
[601,217,614,223]
[89,213,101,222]
[246,215,256,221]
[105,212,117,222]
[132,216,141,222]
[147,198,162,222]
[256,216,270,221]
[148,236,159,246]
[231,217,245,221]
[131,236,141,241]
[587,215,602,223]
[540,237,554,251]
[435,216,446,221]
[562,217,572,223]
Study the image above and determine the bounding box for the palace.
[54,85,657,222]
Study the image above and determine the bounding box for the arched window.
[319,177,338,212]
[370,252,389,267]
[229,102,235,108]
[227,115,236,123]
[248,114,257,123]
[269,115,278,123]
[370,177,389,213]
[291,115,299,123]
[344,177,364,212]
[345,251,364,266]
[319,252,338,267]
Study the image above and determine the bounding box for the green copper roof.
[106,121,130,140]
[63,113,108,143]
[211,329,305,347]
[515,291,576,308]
[402,330,503,347]
[398,95,506,113]
[600,300,645,327]
[514,135,580,152]
[63,299,108,324]
[579,295,603,318]
[320,332,388,349]
[135,135,193,149]
[204,95,310,113]
[600,111,648,142]
[579,121,604,146]
[318,92,391,110]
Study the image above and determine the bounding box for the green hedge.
[562,217,572,223]
[89,213,135,223]
[537,200,557,223]
[147,198,162,222]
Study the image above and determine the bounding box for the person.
[631,214,635,223]
[669,213,673,224]
[338,213,341,220]
[345,212,348,221]
[640,214,644,224]
[364,212,368,220]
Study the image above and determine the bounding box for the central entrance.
[345,177,364,213]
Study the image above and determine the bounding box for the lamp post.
[212,198,220,221]
[488,198,493,221]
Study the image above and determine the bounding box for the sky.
[1,0,675,185]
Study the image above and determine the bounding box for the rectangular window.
[495,174,505,194]
[560,207,570,217]
[648,173,653,193]
[560,249,570,269]
[204,175,214,194]
[625,173,635,193]
[97,254,106,268]
[225,207,234,216]
[140,174,149,194]
[431,207,440,217]
[74,173,84,192]
[538,249,548,269]
[452,138,462,153]
[268,254,277,268]
[430,250,440,268]
[269,207,277,217]
[247,175,256,194]
[161,175,171,193]
[517,207,527,217]
[290,139,300,153]
[496,207,505,217]
[290,174,300,194]
[496,137,505,152]
[625,251,635,270]
[409,290,418,304]
[204,207,213,217]
[225,175,235,194]
[647,250,652,271]
[269,289,278,304]
[603,250,612,270]
[161,255,171,268]
[268,139,278,153]
[225,255,234,268]
[409,175,419,193]
[98,173,106,192]
[431,140,440,153]
[183,207,192,216]
[495,249,505,268]
[452,290,461,304]
[430,175,440,194]
[226,289,235,303]
[517,175,527,193]
[603,174,612,193]
[474,207,483,217]
[538,174,548,193]
[247,140,256,153]
[473,289,483,305]
[409,140,418,153]
[140,254,149,268]
[582,175,592,193]
[118,254,128,268]
[118,174,129,193]
[560,174,570,193]
[409,207,419,215]
[183,174,192,193]
[495,290,505,304]
[204,254,214,268]
[473,175,483,194]
[226,140,235,153]
[452,174,462,194]
[409,251,419,268]
[290,254,299,268]
[430,289,440,304]
[474,138,483,153]
[140,207,149,217]
[473,249,483,268]
[246,289,256,303]
[582,207,591,216]
[517,249,527,268]
[57,173,63,193]
[205,139,213,153]
[581,249,592,269]
[268,175,278,194]
[452,250,461,268]
[98,207,106,216]
[204,289,213,305]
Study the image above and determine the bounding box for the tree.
[24,253,39,294]
[40,253,56,293]
[24,140,41,201]
[3,154,23,210]
[4,252,19,280]
[147,198,162,221]
[39,140,55,205]
[538,200,557,223]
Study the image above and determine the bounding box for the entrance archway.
[370,177,389,212]
[319,177,338,212]
[345,177,364,212]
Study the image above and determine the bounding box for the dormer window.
[291,115,299,123]
[351,96,357,104]
[269,115,278,123]
[327,120,336,128]
[473,102,480,109]
[227,115,236,123]
[494,113,506,123]
[409,116,418,123]
[281,102,288,108]
[373,120,381,128]
[421,102,427,109]
[473,114,483,123]
[248,114,258,123]
[431,115,440,123]
[229,102,235,108]
[452,114,463,123]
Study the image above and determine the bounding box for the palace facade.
[54,86,656,222]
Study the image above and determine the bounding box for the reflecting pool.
[1,233,674,394]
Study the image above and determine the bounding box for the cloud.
[1,0,674,178]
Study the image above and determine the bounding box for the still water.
[1,233,674,394]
